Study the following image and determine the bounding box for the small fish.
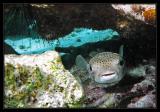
[76,45,125,85]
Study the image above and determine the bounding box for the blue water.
[4,28,119,54]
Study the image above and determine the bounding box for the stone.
[127,91,156,108]
[4,50,84,108]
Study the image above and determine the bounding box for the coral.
[19,45,26,49]
[4,28,119,54]
[143,9,156,24]
[112,4,156,25]
[4,50,84,108]
[131,5,145,14]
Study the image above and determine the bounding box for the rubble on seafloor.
[127,90,156,108]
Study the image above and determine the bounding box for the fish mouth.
[94,72,118,84]
[101,72,116,76]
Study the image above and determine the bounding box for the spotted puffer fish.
[76,45,125,86]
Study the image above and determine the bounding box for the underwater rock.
[4,50,84,108]
[84,85,107,106]
[4,43,19,54]
[130,72,155,94]
[126,62,156,108]
[61,53,76,69]
[130,79,154,95]
[112,4,156,26]
[130,60,156,93]
[127,91,156,108]
[98,93,121,108]
[127,65,146,78]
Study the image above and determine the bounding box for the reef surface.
[4,51,84,108]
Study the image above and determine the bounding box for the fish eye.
[90,65,92,71]
[119,60,124,65]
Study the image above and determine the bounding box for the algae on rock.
[4,50,84,108]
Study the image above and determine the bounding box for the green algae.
[4,52,84,108]
[4,65,44,108]
[17,65,29,84]
[5,63,16,90]
[67,96,85,108]
[4,97,25,108]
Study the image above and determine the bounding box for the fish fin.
[119,45,124,61]
[75,55,89,71]
[119,45,125,66]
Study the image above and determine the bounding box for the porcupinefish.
[76,45,125,86]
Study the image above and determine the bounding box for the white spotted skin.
[88,52,125,84]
